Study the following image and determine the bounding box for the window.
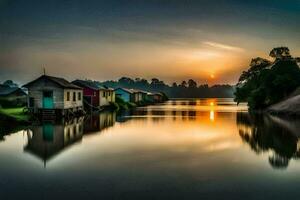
[29,97,34,107]
[78,92,81,100]
[102,91,105,97]
[73,92,76,101]
[94,91,96,96]
[67,92,70,101]
[43,91,53,97]
[108,92,111,96]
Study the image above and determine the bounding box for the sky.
[0,0,299,85]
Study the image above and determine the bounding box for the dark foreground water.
[1,99,300,200]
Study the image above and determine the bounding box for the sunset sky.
[0,0,299,85]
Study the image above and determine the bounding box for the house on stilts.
[72,79,115,110]
[23,75,83,117]
[114,88,147,103]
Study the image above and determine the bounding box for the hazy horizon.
[1,0,299,85]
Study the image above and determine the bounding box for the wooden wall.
[27,80,65,109]
[63,89,83,109]
[99,90,115,106]
[27,79,83,110]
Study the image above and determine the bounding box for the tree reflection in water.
[237,112,300,169]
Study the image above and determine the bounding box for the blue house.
[114,88,132,102]
[114,88,147,103]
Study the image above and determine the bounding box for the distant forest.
[98,77,235,98]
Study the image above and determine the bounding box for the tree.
[135,78,149,88]
[118,77,134,85]
[188,79,197,88]
[269,47,291,61]
[102,77,234,98]
[237,57,271,85]
[150,78,160,86]
[296,57,300,65]
[2,80,18,87]
[180,81,187,88]
[235,47,300,109]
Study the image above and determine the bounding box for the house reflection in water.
[24,117,84,165]
[236,112,300,169]
[24,112,116,165]
[84,111,116,135]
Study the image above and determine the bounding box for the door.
[43,123,54,141]
[29,97,34,108]
[43,91,54,109]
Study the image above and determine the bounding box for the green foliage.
[160,92,169,101]
[98,77,234,98]
[115,96,136,110]
[109,102,119,111]
[269,47,291,60]
[0,99,26,108]
[0,107,30,122]
[235,50,300,110]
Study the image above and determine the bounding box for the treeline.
[235,47,300,110]
[97,78,234,98]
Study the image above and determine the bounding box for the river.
[1,98,300,199]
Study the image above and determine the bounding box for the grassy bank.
[0,107,31,123]
[109,96,137,111]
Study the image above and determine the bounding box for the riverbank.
[0,97,162,124]
[111,96,161,111]
[267,94,300,116]
[0,107,31,124]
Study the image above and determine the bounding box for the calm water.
[1,98,300,199]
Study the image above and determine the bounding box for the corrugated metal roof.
[114,88,148,94]
[73,80,114,91]
[23,75,82,89]
[72,80,99,90]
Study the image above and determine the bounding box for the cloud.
[203,41,244,52]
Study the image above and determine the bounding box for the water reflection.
[3,99,300,199]
[120,98,239,123]
[24,118,84,164]
[16,101,300,170]
[84,111,116,134]
[237,112,300,169]
[0,121,25,141]
[24,111,116,164]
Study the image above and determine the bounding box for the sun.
[210,74,215,79]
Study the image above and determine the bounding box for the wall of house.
[26,79,83,111]
[27,80,65,109]
[99,90,115,106]
[63,89,83,109]
[111,91,116,103]
[114,89,131,102]
[133,93,144,102]
[82,87,99,107]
